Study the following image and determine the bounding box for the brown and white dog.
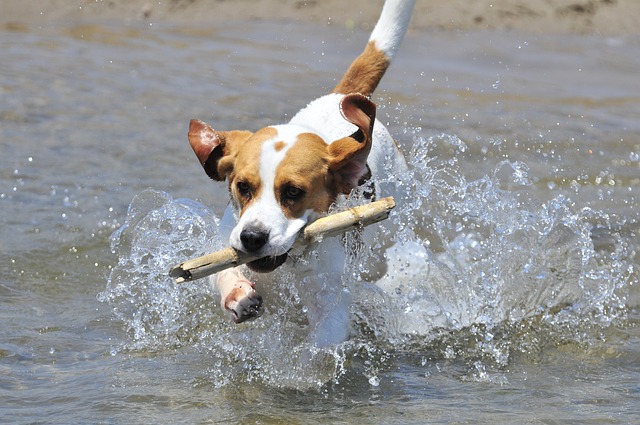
[188,0,415,347]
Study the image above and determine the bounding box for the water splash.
[350,130,633,381]
[99,129,634,388]
[98,190,368,389]
[98,190,220,350]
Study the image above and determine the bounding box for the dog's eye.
[283,185,304,201]
[236,181,252,198]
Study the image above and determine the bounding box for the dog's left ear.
[328,93,376,194]
[188,119,252,181]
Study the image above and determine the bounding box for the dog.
[187,0,415,347]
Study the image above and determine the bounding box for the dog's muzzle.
[239,225,290,272]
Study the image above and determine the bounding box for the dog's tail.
[333,0,416,97]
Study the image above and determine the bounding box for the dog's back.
[290,0,415,193]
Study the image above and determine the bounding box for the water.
[1,20,639,423]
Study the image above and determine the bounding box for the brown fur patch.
[274,133,335,218]
[273,141,286,152]
[333,41,390,96]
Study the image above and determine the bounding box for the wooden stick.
[169,196,396,283]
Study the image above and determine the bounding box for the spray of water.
[99,127,634,388]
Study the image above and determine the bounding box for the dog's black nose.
[240,228,269,252]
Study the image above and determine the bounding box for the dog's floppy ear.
[328,94,376,194]
[188,119,252,181]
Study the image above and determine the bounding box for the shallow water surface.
[1,19,639,424]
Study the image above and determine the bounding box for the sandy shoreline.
[2,0,640,36]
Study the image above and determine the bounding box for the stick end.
[169,265,192,283]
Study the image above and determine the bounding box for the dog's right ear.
[188,119,252,181]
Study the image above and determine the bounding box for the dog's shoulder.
[289,93,353,142]
[291,94,407,179]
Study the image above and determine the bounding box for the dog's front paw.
[223,284,264,323]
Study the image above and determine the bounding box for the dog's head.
[188,94,375,272]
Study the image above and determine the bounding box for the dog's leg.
[211,205,263,323]
[305,279,352,347]
[296,237,352,347]
[213,267,263,323]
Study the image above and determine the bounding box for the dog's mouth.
[246,252,288,273]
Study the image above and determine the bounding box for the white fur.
[209,0,414,347]
[369,0,416,59]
